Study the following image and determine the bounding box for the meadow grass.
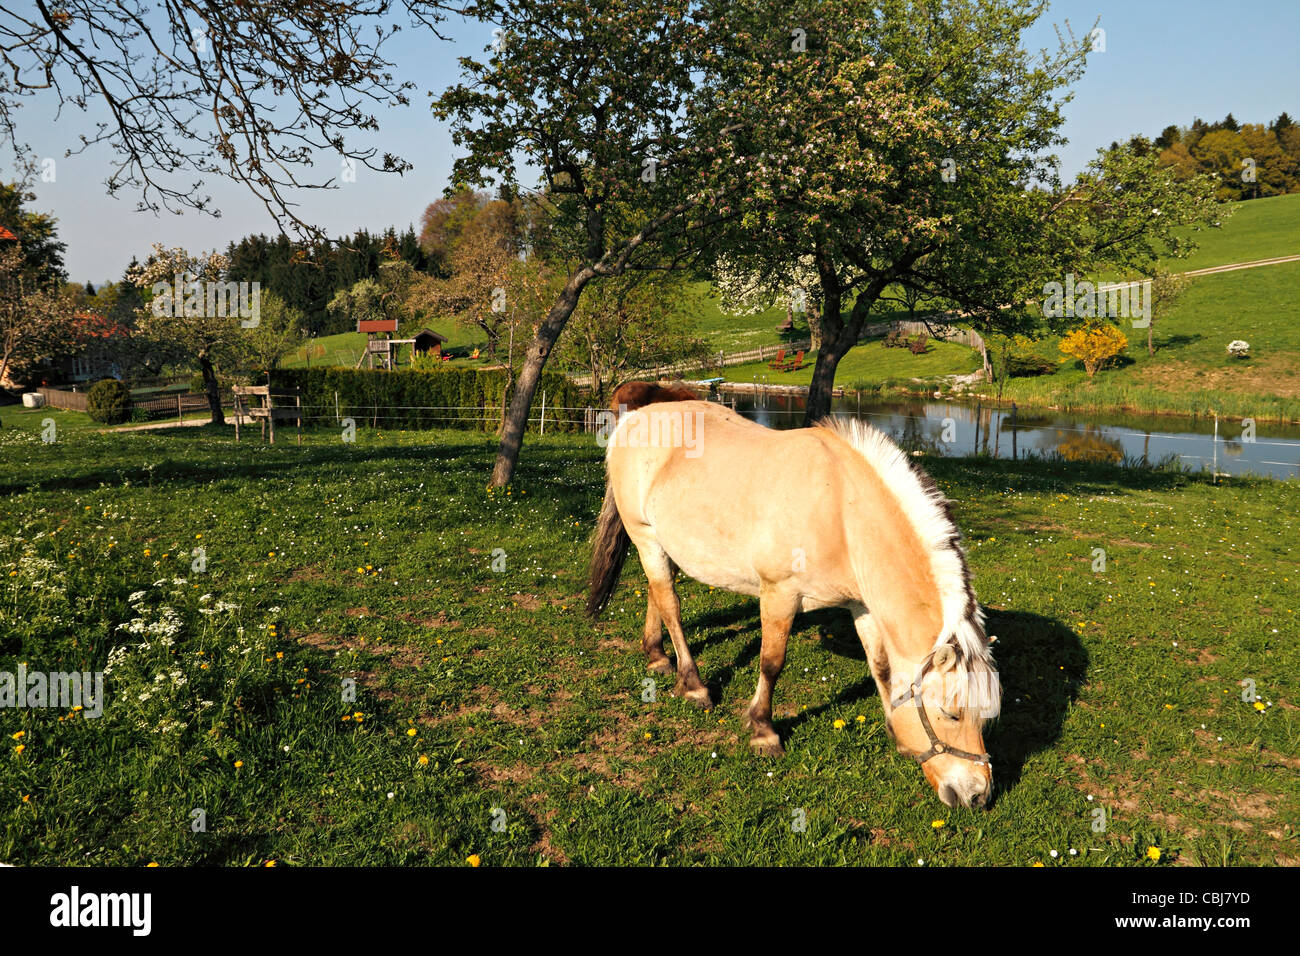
[989,261,1300,422]
[1,416,1295,866]
[719,336,982,388]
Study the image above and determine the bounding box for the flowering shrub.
[1059,323,1128,378]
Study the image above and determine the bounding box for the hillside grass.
[719,335,982,388]
[2,421,1295,866]
[1161,192,1300,272]
[988,260,1300,422]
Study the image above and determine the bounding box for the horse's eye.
[940,709,959,721]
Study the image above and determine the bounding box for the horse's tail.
[586,480,630,619]
[588,381,694,618]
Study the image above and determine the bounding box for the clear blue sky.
[6,0,1298,285]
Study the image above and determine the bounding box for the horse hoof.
[646,657,674,676]
[681,687,713,710]
[749,736,784,757]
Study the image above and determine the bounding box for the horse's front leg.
[851,605,896,726]
[745,585,799,756]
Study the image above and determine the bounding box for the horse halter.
[888,651,992,768]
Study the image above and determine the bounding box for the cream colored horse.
[588,389,1001,809]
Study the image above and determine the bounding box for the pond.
[707,389,1300,480]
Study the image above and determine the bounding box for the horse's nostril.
[970,790,988,810]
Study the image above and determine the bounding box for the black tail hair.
[586,481,630,618]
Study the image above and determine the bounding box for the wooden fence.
[569,315,986,386]
[37,386,235,421]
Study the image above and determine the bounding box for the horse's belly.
[670,554,762,598]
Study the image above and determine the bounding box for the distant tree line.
[224,226,430,336]
[1115,112,1300,201]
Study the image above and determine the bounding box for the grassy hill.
[1160,192,1300,271]
[988,258,1300,422]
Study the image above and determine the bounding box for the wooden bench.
[232,385,302,445]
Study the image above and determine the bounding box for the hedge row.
[269,366,592,432]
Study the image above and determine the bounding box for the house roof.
[72,311,129,339]
[0,226,17,241]
[414,328,448,342]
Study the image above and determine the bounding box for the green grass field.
[2,415,1295,866]
[989,260,1300,422]
[721,335,982,388]
[1161,193,1300,272]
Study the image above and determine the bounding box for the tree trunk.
[490,270,592,486]
[804,328,851,424]
[803,284,845,424]
[200,356,225,425]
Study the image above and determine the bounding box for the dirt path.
[105,412,251,433]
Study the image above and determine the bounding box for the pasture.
[1,414,1295,866]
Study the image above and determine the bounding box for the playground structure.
[354,318,448,369]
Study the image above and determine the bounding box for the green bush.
[270,366,592,433]
[85,378,133,424]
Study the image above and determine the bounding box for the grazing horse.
[587,386,1001,809]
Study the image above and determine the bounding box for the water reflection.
[702,389,1300,480]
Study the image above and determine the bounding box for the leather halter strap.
[889,652,991,768]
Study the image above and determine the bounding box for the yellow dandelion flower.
[1032,861,1044,867]
[856,715,866,723]
[14,744,24,755]
[407,728,417,737]
[832,718,846,729]
[1146,846,1161,862]
[1253,702,1265,711]
[466,854,481,867]
[644,732,652,740]
[147,862,159,868]
[264,860,276,868]
[418,755,429,766]
[234,760,243,769]
[10,731,23,740]
[275,652,284,660]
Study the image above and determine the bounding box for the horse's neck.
[867,586,944,670]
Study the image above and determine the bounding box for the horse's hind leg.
[744,585,799,757]
[642,594,673,675]
[638,545,711,709]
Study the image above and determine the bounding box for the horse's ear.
[933,644,957,672]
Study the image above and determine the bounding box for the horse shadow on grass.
[689,604,1086,803]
